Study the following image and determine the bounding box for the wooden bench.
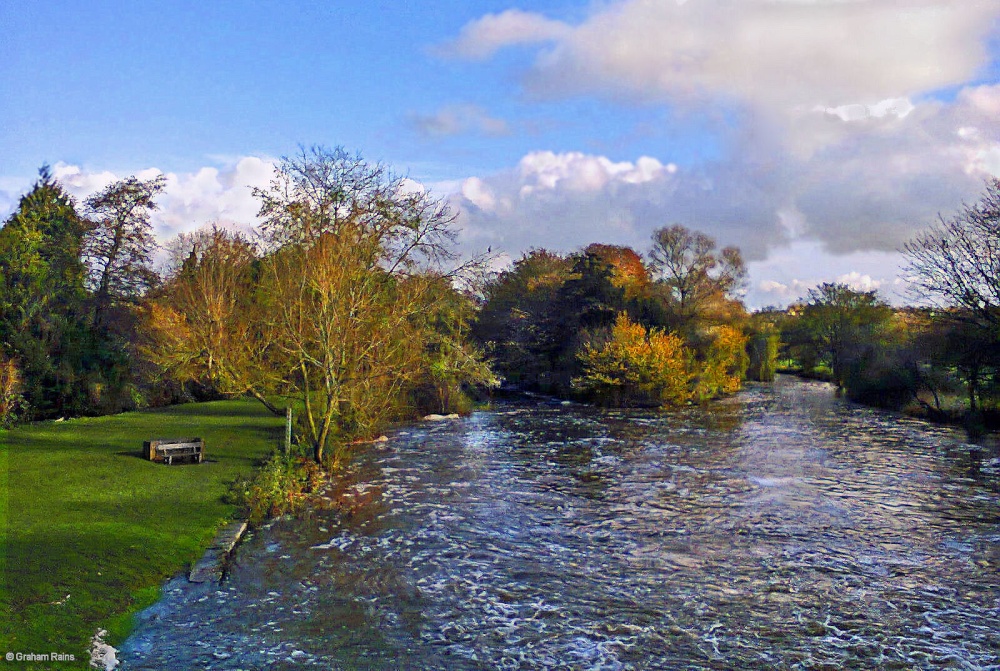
[144,438,205,465]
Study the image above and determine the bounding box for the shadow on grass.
[6,424,284,458]
[145,400,283,419]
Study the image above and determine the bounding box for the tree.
[83,174,165,323]
[648,224,746,328]
[257,147,484,463]
[903,179,1000,330]
[691,325,749,401]
[3,166,90,294]
[474,249,575,390]
[903,179,1000,415]
[474,244,655,395]
[263,227,429,462]
[474,236,754,404]
[582,243,650,299]
[408,276,497,415]
[0,355,25,427]
[793,283,895,390]
[745,312,780,383]
[148,147,491,464]
[142,226,278,410]
[573,313,692,407]
[254,146,458,267]
[0,167,93,417]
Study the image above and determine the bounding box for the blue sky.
[3,0,1000,307]
[1,1,717,174]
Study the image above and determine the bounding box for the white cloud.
[441,9,571,60]
[398,177,427,196]
[447,80,1000,303]
[49,156,276,241]
[460,177,496,211]
[452,1,998,111]
[52,164,119,195]
[792,85,1000,253]
[755,278,817,304]
[748,241,910,307]
[155,157,275,238]
[819,97,915,123]
[409,104,511,137]
[450,149,790,260]
[515,151,673,195]
[835,271,881,292]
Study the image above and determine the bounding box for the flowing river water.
[120,376,1000,670]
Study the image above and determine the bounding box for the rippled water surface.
[121,376,1000,670]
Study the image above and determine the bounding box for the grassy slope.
[1,399,283,667]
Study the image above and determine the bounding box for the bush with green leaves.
[692,325,749,402]
[227,451,325,526]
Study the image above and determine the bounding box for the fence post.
[285,406,292,454]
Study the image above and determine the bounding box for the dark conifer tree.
[0,166,92,417]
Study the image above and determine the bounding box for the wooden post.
[285,406,292,454]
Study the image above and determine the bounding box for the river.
[120,376,1000,670]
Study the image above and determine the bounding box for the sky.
[2,0,999,308]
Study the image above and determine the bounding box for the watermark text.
[4,652,76,663]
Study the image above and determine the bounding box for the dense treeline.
[0,150,496,464]
[3,151,998,443]
[771,179,1000,432]
[473,178,1000,427]
[473,228,773,407]
[0,168,164,424]
[771,285,1000,431]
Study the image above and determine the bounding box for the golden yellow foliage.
[692,325,748,401]
[0,355,24,424]
[574,313,692,406]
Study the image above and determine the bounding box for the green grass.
[1,399,284,668]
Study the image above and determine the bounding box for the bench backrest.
[143,438,204,461]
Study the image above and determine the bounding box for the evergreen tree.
[0,167,92,417]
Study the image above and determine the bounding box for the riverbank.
[777,366,1000,437]
[1,400,284,668]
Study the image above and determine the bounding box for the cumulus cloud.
[447,145,929,307]
[440,2,1000,276]
[451,0,998,110]
[793,85,1000,253]
[46,157,277,241]
[747,241,910,307]
[835,271,882,293]
[755,278,818,305]
[440,9,571,60]
[449,80,1000,276]
[409,104,511,137]
[450,149,788,261]
[50,164,122,196]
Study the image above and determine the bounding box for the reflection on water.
[121,376,1000,670]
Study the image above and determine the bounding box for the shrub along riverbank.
[1,400,284,667]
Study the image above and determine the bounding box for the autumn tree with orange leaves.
[146,147,495,464]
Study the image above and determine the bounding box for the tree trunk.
[968,367,979,413]
[249,389,284,417]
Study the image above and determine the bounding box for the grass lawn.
[1,399,284,668]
